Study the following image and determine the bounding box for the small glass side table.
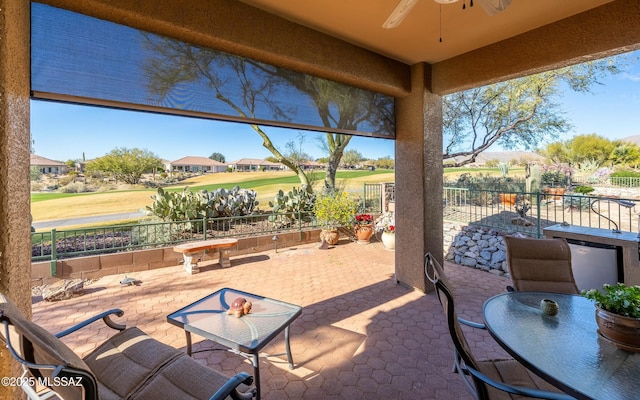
[167,288,302,399]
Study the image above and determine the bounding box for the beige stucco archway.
[2,1,640,394]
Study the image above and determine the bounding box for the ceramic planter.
[595,306,640,352]
[319,229,340,245]
[381,231,395,250]
[354,224,374,244]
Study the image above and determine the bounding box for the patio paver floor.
[32,239,511,399]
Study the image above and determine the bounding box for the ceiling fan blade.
[476,0,512,16]
[382,0,420,29]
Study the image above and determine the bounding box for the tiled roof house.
[229,158,285,171]
[30,154,68,175]
[166,156,227,173]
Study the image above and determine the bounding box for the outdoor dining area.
[7,235,636,399]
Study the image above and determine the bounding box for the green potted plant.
[582,283,640,351]
[313,192,358,245]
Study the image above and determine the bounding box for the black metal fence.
[443,187,638,237]
[32,211,317,265]
[363,183,395,213]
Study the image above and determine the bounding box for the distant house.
[30,154,68,175]
[166,156,227,173]
[229,158,285,171]
[299,160,324,170]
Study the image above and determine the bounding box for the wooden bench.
[173,238,239,274]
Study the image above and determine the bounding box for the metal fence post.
[362,183,367,213]
[203,217,207,240]
[298,210,303,241]
[50,228,57,276]
[536,192,542,238]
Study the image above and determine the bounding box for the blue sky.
[30,102,396,163]
[31,51,640,163]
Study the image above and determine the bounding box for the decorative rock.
[42,279,85,302]
[461,257,477,267]
[480,251,492,261]
[443,222,520,277]
[491,250,507,264]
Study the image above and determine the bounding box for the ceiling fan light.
[434,0,460,4]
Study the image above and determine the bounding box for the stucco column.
[394,63,443,293]
[0,0,32,396]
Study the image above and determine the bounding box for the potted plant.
[313,192,358,245]
[375,212,395,250]
[582,283,640,351]
[354,213,374,244]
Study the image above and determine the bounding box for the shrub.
[59,182,87,193]
[563,194,592,211]
[131,218,191,248]
[146,187,204,222]
[610,170,640,187]
[200,186,259,218]
[541,171,566,187]
[609,170,640,178]
[146,186,260,223]
[268,187,316,224]
[313,191,358,229]
[573,185,595,195]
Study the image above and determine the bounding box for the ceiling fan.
[382,0,512,29]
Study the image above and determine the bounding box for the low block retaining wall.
[32,230,321,286]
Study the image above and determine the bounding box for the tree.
[374,156,395,170]
[444,58,621,166]
[142,35,392,193]
[541,133,618,168]
[30,166,42,182]
[566,133,614,167]
[86,147,162,184]
[341,149,364,168]
[209,152,226,163]
[610,142,640,169]
[284,133,313,168]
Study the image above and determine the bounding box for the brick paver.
[32,239,511,399]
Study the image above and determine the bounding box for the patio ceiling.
[239,0,615,65]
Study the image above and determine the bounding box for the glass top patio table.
[483,291,640,400]
[167,288,302,400]
[167,287,301,354]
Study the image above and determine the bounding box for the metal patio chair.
[504,236,579,294]
[424,253,573,400]
[0,295,255,400]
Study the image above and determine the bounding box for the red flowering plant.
[354,213,373,226]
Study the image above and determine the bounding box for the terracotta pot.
[319,229,340,245]
[595,306,640,352]
[381,231,395,250]
[498,193,517,206]
[543,187,566,200]
[354,224,374,244]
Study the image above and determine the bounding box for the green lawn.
[31,192,96,203]
[168,170,390,192]
[31,169,395,222]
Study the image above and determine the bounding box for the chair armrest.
[458,317,486,330]
[466,365,575,400]
[209,372,256,400]
[55,309,126,338]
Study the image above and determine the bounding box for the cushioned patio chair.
[424,253,573,400]
[0,295,256,400]
[504,236,579,294]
